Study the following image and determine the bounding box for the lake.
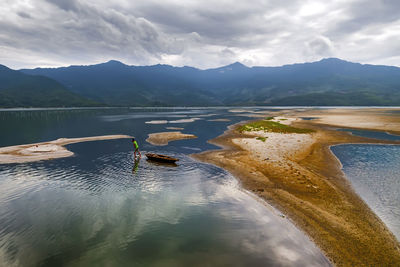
[0,108,330,266]
[336,128,400,141]
[331,144,400,241]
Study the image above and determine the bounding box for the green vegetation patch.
[239,120,314,134]
[256,136,267,142]
[265,117,274,120]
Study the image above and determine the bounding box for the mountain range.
[0,65,98,107]
[1,58,400,107]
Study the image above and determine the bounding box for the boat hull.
[145,153,179,163]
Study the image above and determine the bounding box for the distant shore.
[0,135,132,164]
[193,108,400,266]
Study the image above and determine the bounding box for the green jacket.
[133,140,139,150]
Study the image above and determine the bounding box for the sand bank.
[194,112,400,266]
[145,118,202,125]
[284,108,400,134]
[145,120,168,124]
[146,131,197,146]
[228,109,251,113]
[0,135,132,164]
[168,118,201,123]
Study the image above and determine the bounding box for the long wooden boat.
[145,153,179,163]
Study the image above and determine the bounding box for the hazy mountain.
[14,58,400,106]
[21,60,221,106]
[0,65,98,107]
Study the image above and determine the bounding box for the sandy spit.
[146,131,197,146]
[0,135,132,164]
[285,108,400,134]
[193,113,400,266]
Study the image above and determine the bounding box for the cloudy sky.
[1,0,400,69]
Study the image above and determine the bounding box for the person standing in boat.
[132,138,141,159]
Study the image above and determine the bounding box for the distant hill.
[0,65,98,108]
[21,60,221,106]
[13,58,400,106]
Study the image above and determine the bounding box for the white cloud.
[0,0,400,69]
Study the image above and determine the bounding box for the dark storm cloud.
[0,0,399,68]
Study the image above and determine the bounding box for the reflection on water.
[332,144,400,240]
[0,108,330,266]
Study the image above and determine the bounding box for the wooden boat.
[145,153,179,163]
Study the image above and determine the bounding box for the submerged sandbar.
[0,135,132,164]
[146,131,197,146]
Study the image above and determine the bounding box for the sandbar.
[228,109,251,113]
[194,109,400,266]
[0,135,132,164]
[145,120,168,124]
[146,131,197,146]
[285,108,400,134]
[168,118,201,123]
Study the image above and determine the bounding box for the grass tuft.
[239,120,314,134]
[256,136,267,142]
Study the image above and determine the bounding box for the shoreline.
[0,135,132,164]
[193,111,400,266]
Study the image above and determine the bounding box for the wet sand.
[146,131,197,146]
[194,109,400,266]
[283,108,400,134]
[0,135,132,164]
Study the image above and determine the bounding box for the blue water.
[0,108,330,266]
[300,117,317,121]
[337,128,400,141]
[331,144,400,240]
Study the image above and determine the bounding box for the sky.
[1,0,400,69]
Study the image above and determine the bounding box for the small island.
[0,135,132,164]
[146,131,197,146]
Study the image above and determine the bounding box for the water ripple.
[0,143,329,266]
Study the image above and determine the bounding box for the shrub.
[256,136,267,142]
[239,120,314,134]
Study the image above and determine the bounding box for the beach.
[193,109,400,266]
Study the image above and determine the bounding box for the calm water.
[332,144,400,240]
[337,128,400,141]
[0,108,330,266]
